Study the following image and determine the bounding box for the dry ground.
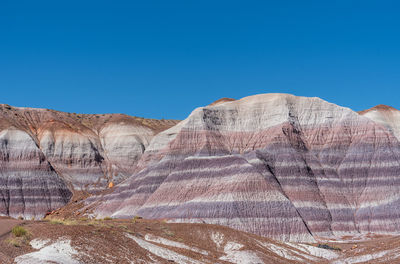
[2,217,400,263]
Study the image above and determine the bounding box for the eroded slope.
[89,94,400,242]
[0,104,178,218]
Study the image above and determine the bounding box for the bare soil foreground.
[1,217,400,264]
[0,217,22,238]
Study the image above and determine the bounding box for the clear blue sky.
[1,1,399,119]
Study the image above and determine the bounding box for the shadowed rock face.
[0,105,179,219]
[90,94,400,242]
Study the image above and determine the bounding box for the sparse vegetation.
[163,230,175,237]
[12,226,27,237]
[132,215,142,223]
[49,220,65,225]
[161,226,175,237]
[8,225,30,247]
[118,225,128,230]
[103,217,113,221]
[8,238,21,247]
[49,219,79,226]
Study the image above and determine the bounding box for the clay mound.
[90,93,400,242]
[0,104,179,219]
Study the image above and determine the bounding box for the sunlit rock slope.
[90,94,400,242]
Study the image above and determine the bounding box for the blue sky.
[1,1,399,119]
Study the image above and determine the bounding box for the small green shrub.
[103,217,113,221]
[12,226,27,237]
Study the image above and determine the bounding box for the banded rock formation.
[90,94,400,242]
[0,104,178,219]
[359,104,400,140]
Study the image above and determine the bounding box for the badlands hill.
[2,94,400,246]
[86,94,400,243]
[0,104,179,219]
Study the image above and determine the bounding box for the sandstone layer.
[0,105,178,218]
[90,94,400,242]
